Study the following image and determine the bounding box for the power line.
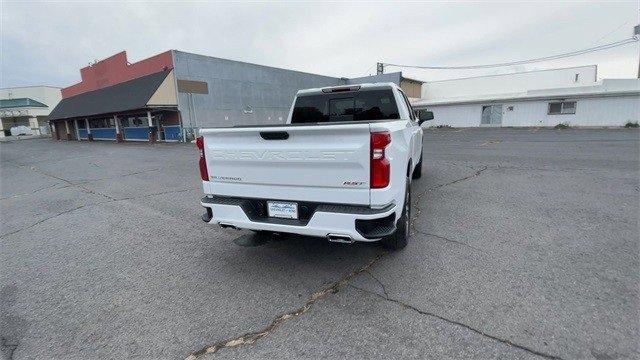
[361,64,375,76]
[590,21,629,47]
[383,37,638,71]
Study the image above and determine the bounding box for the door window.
[481,105,502,125]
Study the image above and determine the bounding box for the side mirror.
[417,110,434,125]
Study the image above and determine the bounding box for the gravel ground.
[1,128,638,360]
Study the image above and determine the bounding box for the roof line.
[62,69,170,101]
[0,85,62,90]
[423,65,598,84]
[401,76,424,83]
[0,97,49,108]
[172,50,343,81]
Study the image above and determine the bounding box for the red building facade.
[62,51,173,99]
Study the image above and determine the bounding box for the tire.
[382,178,411,250]
[412,155,423,179]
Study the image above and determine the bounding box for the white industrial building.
[412,66,639,127]
[0,86,62,137]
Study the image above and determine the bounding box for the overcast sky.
[2,1,638,88]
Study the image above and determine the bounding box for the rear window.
[291,89,399,124]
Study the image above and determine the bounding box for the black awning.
[48,70,171,121]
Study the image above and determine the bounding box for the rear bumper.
[201,196,397,242]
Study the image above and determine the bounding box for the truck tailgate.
[201,124,371,205]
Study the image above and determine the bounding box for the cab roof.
[296,82,399,96]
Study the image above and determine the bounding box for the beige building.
[0,86,62,137]
[399,77,423,98]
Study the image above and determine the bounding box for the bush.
[554,122,570,129]
[624,121,639,128]
[435,124,453,129]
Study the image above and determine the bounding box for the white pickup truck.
[198,83,433,250]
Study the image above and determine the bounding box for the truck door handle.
[260,131,289,140]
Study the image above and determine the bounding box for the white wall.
[0,86,62,109]
[425,95,640,127]
[422,66,597,101]
[0,87,63,121]
[426,103,482,127]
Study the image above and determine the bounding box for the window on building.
[89,118,114,128]
[89,119,101,128]
[548,101,577,115]
[548,103,562,114]
[121,116,145,128]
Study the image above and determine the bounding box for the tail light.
[370,132,391,188]
[196,136,209,181]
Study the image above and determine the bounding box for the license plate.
[267,201,298,219]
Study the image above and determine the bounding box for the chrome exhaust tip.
[219,222,239,230]
[327,234,354,244]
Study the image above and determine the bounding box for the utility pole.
[376,62,384,75]
[635,25,640,78]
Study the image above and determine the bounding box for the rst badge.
[343,181,365,187]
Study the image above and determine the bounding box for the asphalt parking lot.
[1,128,638,360]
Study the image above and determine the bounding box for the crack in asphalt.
[427,165,489,192]
[0,202,107,239]
[348,284,563,360]
[117,188,192,201]
[0,188,194,239]
[74,168,162,184]
[364,269,389,299]
[5,160,168,201]
[184,165,491,359]
[184,251,389,359]
[1,337,19,360]
[480,139,502,146]
[0,183,61,201]
[18,164,191,202]
[411,165,489,237]
[25,165,118,201]
[364,270,444,307]
[363,270,444,308]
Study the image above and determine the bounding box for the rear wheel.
[382,179,411,250]
[412,155,423,179]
